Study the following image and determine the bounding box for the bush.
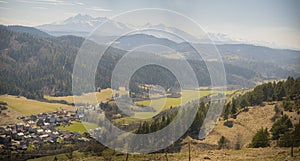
[223,121,233,128]
[217,136,229,150]
[249,128,269,148]
[283,100,292,111]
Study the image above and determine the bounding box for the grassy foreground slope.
[28,147,300,161]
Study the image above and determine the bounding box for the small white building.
[51,131,59,138]
[39,134,48,139]
[36,129,44,135]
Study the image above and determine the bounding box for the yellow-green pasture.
[134,89,223,111]
[44,88,113,105]
[132,89,236,119]
[57,121,98,134]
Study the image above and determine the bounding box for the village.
[0,109,93,152]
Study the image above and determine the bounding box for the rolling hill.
[1,24,297,100]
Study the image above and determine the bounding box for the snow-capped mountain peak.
[36,14,131,37]
[63,14,94,24]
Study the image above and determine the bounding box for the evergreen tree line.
[249,118,300,148]
[132,102,210,152]
[239,76,300,106]
[135,102,208,137]
[223,76,300,121]
[219,77,300,148]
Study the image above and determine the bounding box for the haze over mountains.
[36,14,293,49]
[36,14,300,73]
[0,14,299,99]
[35,14,235,44]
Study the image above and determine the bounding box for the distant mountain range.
[36,14,132,37]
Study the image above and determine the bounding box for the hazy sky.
[1,0,300,49]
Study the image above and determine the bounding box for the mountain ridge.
[0,25,264,99]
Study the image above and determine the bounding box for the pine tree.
[231,98,237,118]
[294,120,300,147]
[271,114,293,140]
[223,103,230,122]
[278,131,293,147]
[250,128,269,148]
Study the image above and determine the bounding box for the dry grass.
[200,104,276,148]
[41,147,299,161]
[283,110,300,125]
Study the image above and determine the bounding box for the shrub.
[217,136,229,150]
[249,128,269,148]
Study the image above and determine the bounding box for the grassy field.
[0,95,75,116]
[135,89,212,110]
[135,89,238,109]
[133,89,236,118]
[57,121,98,134]
[45,88,112,105]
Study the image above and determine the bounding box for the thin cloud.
[32,6,48,10]
[18,0,73,6]
[19,0,60,5]
[76,2,84,6]
[0,0,8,3]
[87,6,111,12]
[0,6,11,10]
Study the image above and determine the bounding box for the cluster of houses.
[0,110,91,152]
